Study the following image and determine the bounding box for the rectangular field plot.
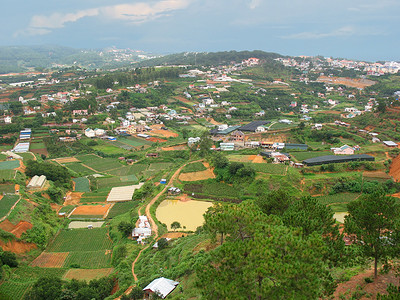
[0,281,33,300]
[243,163,286,175]
[63,250,112,268]
[73,177,90,192]
[118,136,153,147]
[0,160,20,170]
[0,195,19,219]
[65,163,96,175]
[31,252,69,268]
[81,158,122,173]
[0,170,15,180]
[97,176,138,189]
[80,191,110,203]
[63,268,114,281]
[0,184,15,194]
[107,201,137,219]
[47,228,112,252]
[29,143,46,150]
[68,221,104,229]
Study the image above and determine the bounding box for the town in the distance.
[0,48,400,299]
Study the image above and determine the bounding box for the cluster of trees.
[25,276,114,300]
[44,137,93,158]
[198,190,400,298]
[211,153,255,183]
[330,177,400,195]
[25,160,71,188]
[0,248,18,280]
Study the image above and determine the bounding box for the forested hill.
[0,45,152,74]
[134,50,284,67]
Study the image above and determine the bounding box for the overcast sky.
[1,0,399,61]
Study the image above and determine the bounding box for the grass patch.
[315,193,360,206]
[19,152,35,161]
[59,205,75,215]
[243,163,286,175]
[118,136,153,147]
[0,195,19,219]
[181,162,207,173]
[97,176,138,189]
[64,163,96,176]
[0,184,15,194]
[0,169,15,181]
[184,182,240,199]
[29,143,46,150]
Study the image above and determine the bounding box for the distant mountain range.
[0,46,288,74]
[0,45,159,74]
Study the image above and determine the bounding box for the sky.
[1,0,399,61]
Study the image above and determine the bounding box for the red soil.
[0,220,33,238]
[389,154,400,182]
[0,239,37,254]
[71,204,112,216]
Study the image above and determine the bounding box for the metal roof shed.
[143,277,179,299]
[303,154,375,166]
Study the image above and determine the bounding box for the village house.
[84,128,95,138]
[331,145,355,155]
[143,277,179,299]
[73,109,88,115]
[231,130,245,142]
[3,116,12,124]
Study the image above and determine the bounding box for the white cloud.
[249,0,261,9]
[17,0,190,36]
[282,26,358,39]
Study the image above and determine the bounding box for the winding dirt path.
[131,160,201,281]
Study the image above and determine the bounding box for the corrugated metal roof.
[303,154,374,166]
[238,121,270,132]
[143,277,179,299]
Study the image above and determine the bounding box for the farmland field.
[0,195,19,219]
[31,252,69,268]
[73,177,90,192]
[81,158,122,173]
[181,162,207,173]
[0,160,20,170]
[315,193,360,206]
[29,142,46,150]
[97,176,138,189]
[19,152,35,161]
[58,205,75,215]
[243,163,286,175]
[92,142,125,155]
[184,182,240,199]
[80,190,110,203]
[0,169,15,180]
[63,250,112,268]
[63,268,114,281]
[118,136,153,147]
[47,228,112,252]
[0,183,15,194]
[64,162,96,175]
[290,151,332,161]
[107,201,137,219]
[107,163,147,177]
[0,266,67,300]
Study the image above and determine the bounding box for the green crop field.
[315,193,360,206]
[19,152,35,161]
[75,154,99,164]
[0,184,15,194]
[58,205,75,215]
[29,142,46,150]
[73,177,90,192]
[0,169,15,180]
[0,195,19,219]
[92,142,125,155]
[64,162,96,176]
[107,164,146,177]
[47,228,112,252]
[107,201,137,219]
[181,162,207,173]
[290,151,332,161]
[97,176,138,189]
[82,158,122,173]
[184,182,240,199]
[0,266,67,300]
[63,250,112,268]
[243,163,286,175]
[0,153,7,161]
[0,160,20,170]
[118,136,153,147]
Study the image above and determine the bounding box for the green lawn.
[92,142,125,155]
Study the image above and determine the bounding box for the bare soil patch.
[0,220,16,232]
[31,148,48,156]
[162,144,188,151]
[161,232,188,239]
[174,96,193,104]
[389,153,400,182]
[333,268,398,299]
[55,157,80,164]
[315,110,342,114]
[63,191,83,206]
[63,268,114,281]
[31,252,69,268]
[317,76,376,89]
[150,129,178,138]
[0,220,33,238]
[71,204,112,216]
[179,168,215,182]
[147,137,167,143]
[0,239,37,254]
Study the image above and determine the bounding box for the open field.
[315,193,360,206]
[19,152,35,161]
[68,221,104,229]
[107,201,137,219]
[162,144,188,151]
[63,250,112,268]
[63,268,114,281]
[290,151,332,161]
[64,162,96,175]
[82,158,122,173]
[73,177,90,192]
[227,155,266,163]
[179,168,215,181]
[184,182,241,199]
[92,142,125,155]
[317,75,376,89]
[70,204,112,217]
[80,190,110,203]
[29,142,46,150]
[97,176,138,189]
[0,169,15,180]
[118,136,153,147]
[0,183,15,194]
[181,162,207,173]
[0,160,20,170]
[55,157,80,164]
[31,252,69,268]
[243,163,287,175]
[0,195,19,219]
[47,228,112,252]
[107,163,147,177]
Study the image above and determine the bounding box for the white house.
[4,116,12,124]
[84,128,95,138]
[255,126,266,132]
[188,137,201,147]
[143,277,179,299]
[121,119,130,127]
[94,128,106,136]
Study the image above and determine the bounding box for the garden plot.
[63,268,114,281]
[69,204,112,219]
[97,176,138,189]
[179,163,215,182]
[68,221,104,229]
[0,160,20,170]
[106,183,143,202]
[64,162,96,175]
[30,252,69,268]
[0,170,15,181]
[55,157,80,164]
[0,195,20,219]
[73,177,90,192]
